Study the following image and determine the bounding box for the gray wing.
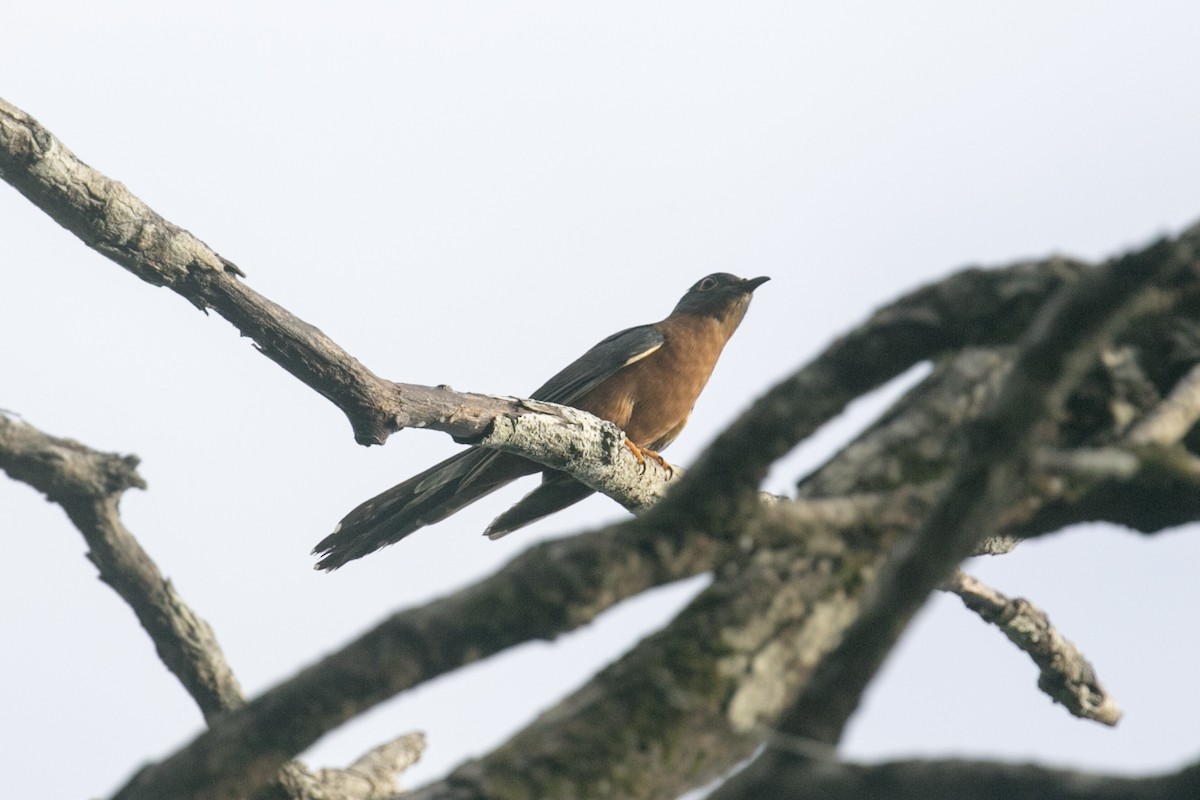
[456,323,662,492]
[530,324,664,405]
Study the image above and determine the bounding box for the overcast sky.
[4,4,1200,799]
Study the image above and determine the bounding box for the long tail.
[313,448,536,570]
[484,473,596,539]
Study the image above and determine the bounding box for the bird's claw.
[624,438,673,476]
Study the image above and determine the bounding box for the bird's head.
[672,273,770,331]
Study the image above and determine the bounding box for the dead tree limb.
[707,753,1200,800]
[945,570,1121,725]
[0,413,243,720]
[6,90,1200,800]
[709,232,1195,800]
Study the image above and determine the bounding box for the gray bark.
[3,94,1200,800]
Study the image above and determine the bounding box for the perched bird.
[314,272,768,569]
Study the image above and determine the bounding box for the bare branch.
[106,223,1200,799]
[662,256,1087,530]
[0,94,1095,493]
[708,752,1200,800]
[471,399,675,511]
[1006,440,1200,540]
[0,413,244,720]
[0,95,681,530]
[9,92,1200,800]
[262,734,426,800]
[0,415,428,800]
[402,489,935,800]
[945,570,1121,725]
[0,96,396,444]
[766,233,1191,748]
[106,518,719,800]
[106,488,921,800]
[1128,361,1200,445]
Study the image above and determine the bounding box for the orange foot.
[624,438,674,476]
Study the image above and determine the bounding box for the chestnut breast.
[573,314,732,452]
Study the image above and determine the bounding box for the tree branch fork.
[5,92,1200,800]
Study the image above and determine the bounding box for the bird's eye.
[698,276,718,291]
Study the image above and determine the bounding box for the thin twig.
[946,570,1121,725]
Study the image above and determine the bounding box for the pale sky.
[4,4,1200,799]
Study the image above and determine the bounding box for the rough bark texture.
[4,93,1200,800]
[768,236,1185,749]
[948,571,1121,725]
[708,755,1200,800]
[0,92,681,504]
[0,413,428,800]
[0,414,243,721]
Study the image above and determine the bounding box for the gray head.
[672,273,770,326]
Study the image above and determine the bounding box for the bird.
[313,272,769,570]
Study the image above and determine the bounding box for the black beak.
[742,276,770,292]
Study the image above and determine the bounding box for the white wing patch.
[622,341,663,367]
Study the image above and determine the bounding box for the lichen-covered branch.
[0,414,427,799]
[665,256,1088,529]
[1,90,1093,496]
[1128,361,1200,445]
[0,96,385,445]
[404,489,931,800]
[107,489,910,800]
[0,95,681,524]
[707,752,1200,800]
[261,734,427,800]
[946,570,1121,725]
[764,233,1191,751]
[8,93,1200,800]
[703,239,1198,800]
[105,223,1200,800]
